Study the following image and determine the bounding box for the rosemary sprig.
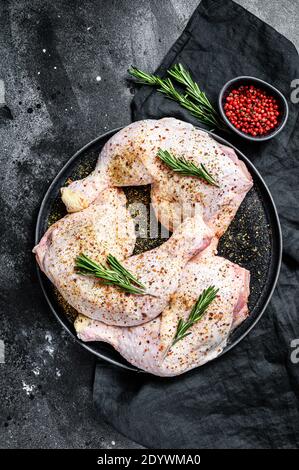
[171,286,219,347]
[106,254,145,289]
[168,64,216,116]
[75,253,147,295]
[128,65,227,131]
[157,149,219,187]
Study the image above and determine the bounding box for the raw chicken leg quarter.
[34,190,213,326]
[61,118,253,236]
[75,243,250,376]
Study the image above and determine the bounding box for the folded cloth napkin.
[94,0,299,448]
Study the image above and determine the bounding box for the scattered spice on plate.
[224,85,280,137]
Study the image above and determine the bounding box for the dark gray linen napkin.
[94,0,299,449]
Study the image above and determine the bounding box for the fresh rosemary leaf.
[128,65,227,131]
[157,149,219,187]
[128,66,160,86]
[75,253,147,295]
[106,254,146,289]
[168,64,216,115]
[171,286,219,347]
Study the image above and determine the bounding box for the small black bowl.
[218,76,289,142]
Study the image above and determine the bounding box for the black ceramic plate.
[35,126,282,372]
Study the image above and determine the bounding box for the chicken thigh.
[33,187,136,317]
[147,122,253,236]
[74,243,250,376]
[61,120,154,212]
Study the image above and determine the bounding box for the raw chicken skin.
[75,243,250,376]
[68,213,212,325]
[34,197,212,326]
[61,120,154,212]
[135,119,253,236]
[61,118,253,236]
[33,188,136,319]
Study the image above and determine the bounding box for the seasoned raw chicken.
[61,118,253,236]
[70,213,212,325]
[34,201,212,326]
[61,120,153,212]
[33,187,136,316]
[36,117,253,374]
[75,243,250,376]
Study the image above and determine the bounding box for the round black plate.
[35,126,282,372]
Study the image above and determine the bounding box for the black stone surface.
[0,0,298,450]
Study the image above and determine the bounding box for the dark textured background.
[0,0,298,449]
